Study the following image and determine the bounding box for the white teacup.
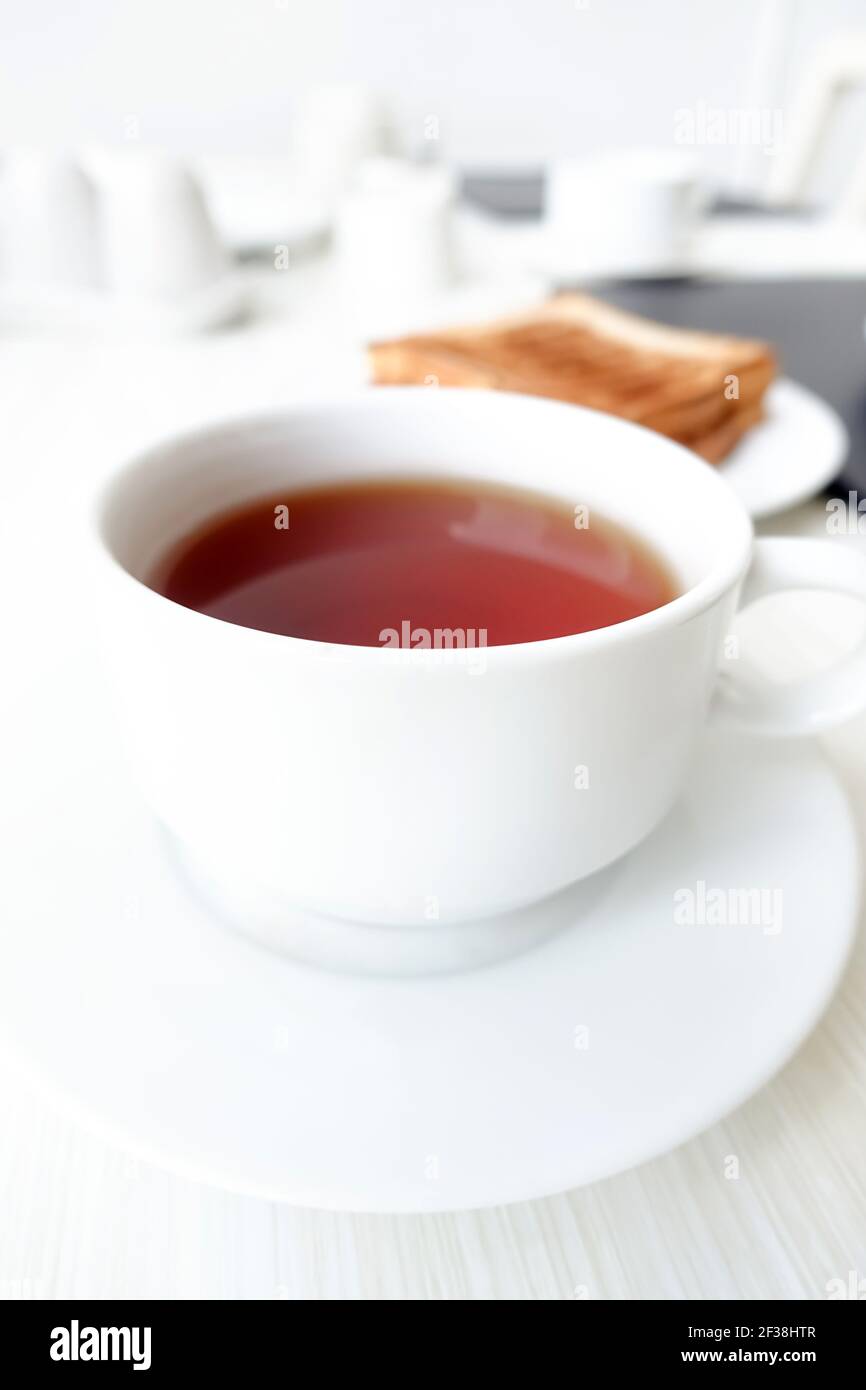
[545,149,707,278]
[3,150,100,289]
[94,390,866,969]
[97,152,229,301]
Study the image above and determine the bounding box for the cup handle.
[713,536,866,737]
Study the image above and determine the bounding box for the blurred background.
[2,0,866,476]
[5,0,866,302]
[1,0,864,200]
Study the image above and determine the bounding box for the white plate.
[719,377,848,520]
[0,659,858,1212]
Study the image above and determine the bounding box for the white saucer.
[0,659,858,1212]
[719,378,848,520]
[0,273,249,337]
[525,224,695,284]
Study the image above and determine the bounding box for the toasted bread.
[369,293,776,463]
[685,401,765,465]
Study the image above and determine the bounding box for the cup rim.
[93,387,754,666]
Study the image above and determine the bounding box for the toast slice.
[685,401,765,465]
[369,293,776,463]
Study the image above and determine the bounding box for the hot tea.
[149,477,678,646]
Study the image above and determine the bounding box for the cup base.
[164,828,620,977]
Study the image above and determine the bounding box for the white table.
[1,281,865,1300]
